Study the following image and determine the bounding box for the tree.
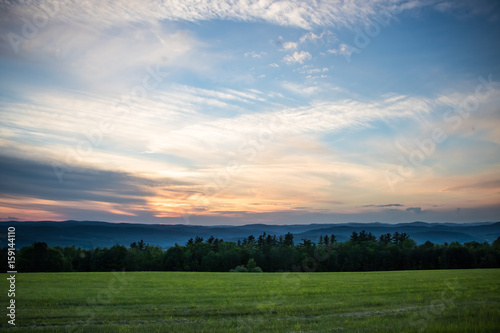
[284,232,294,247]
[330,234,336,244]
[358,230,376,242]
[164,245,185,271]
[342,242,363,271]
[257,233,266,249]
[92,245,128,271]
[246,258,257,271]
[493,236,500,251]
[18,242,69,272]
[130,239,147,252]
[212,238,222,252]
[142,244,163,270]
[0,247,9,272]
[138,240,146,251]
[379,233,392,245]
[299,239,313,248]
[392,232,409,245]
[220,248,241,271]
[269,246,297,272]
[9,230,500,273]
[202,251,222,271]
[230,265,248,272]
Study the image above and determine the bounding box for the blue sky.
[0,0,499,225]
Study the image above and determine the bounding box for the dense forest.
[3,231,500,272]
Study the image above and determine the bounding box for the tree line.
[2,231,500,272]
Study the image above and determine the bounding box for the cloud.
[2,0,495,40]
[406,207,423,214]
[1,21,201,91]
[0,82,272,165]
[0,153,202,221]
[281,81,321,95]
[0,0,406,31]
[443,179,500,192]
[153,92,433,161]
[328,43,353,56]
[0,80,437,212]
[280,31,335,67]
[363,204,404,208]
[300,66,329,76]
[0,154,152,204]
[282,41,298,50]
[245,51,267,58]
[432,0,499,19]
[299,31,322,43]
[179,203,500,225]
[283,51,312,64]
[297,66,329,80]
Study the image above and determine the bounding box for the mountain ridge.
[1,220,499,249]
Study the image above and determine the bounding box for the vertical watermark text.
[6,226,16,326]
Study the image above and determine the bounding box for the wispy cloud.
[443,180,500,192]
[406,207,424,214]
[4,0,488,37]
[245,51,267,58]
[283,51,312,64]
[328,43,353,57]
[0,82,438,219]
[363,204,404,208]
[300,32,320,43]
[0,0,413,31]
[1,22,201,91]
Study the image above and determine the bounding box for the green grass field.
[1,269,499,332]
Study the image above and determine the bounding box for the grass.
[1,269,499,332]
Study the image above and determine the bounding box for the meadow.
[1,269,499,332]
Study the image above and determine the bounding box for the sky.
[0,0,499,225]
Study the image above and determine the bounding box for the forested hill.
[1,220,499,249]
[4,230,500,273]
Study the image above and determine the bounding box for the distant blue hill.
[0,220,499,249]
